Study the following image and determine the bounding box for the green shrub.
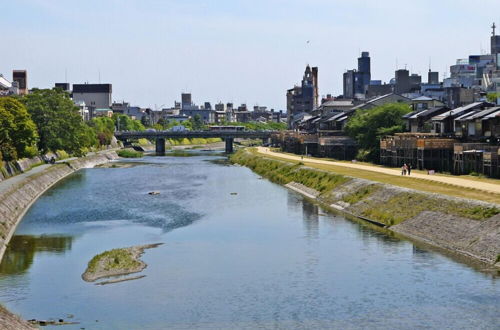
[117,149,143,158]
[56,150,70,160]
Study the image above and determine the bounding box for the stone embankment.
[0,151,118,262]
[0,305,35,330]
[231,149,500,267]
[0,150,118,328]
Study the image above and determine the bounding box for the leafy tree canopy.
[0,97,38,161]
[21,88,91,156]
[345,103,412,162]
[486,92,500,104]
[113,114,145,131]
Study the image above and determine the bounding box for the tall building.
[181,93,192,109]
[54,83,70,92]
[286,65,319,127]
[343,51,371,99]
[428,70,439,84]
[12,70,27,95]
[410,74,422,91]
[395,69,410,94]
[72,83,112,118]
[357,51,371,94]
[343,70,356,99]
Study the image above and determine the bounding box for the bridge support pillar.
[262,137,270,146]
[156,138,166,155]
[225,137,234,153]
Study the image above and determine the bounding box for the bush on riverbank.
[117,149,143,158]
[232,148,500,227]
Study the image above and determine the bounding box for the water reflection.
[301,200,319,239]
[0,235,72,275]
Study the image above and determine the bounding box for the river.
[0,152,498,329]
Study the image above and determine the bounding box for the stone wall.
[231,150,500,266]
[0,151,118,262]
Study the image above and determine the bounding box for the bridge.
[114,130,277,154]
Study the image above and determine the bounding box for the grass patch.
[254,148,500,204]
[361,192,500,226]
[166,150,197,157]
[117,149,144,158]
[342,184,379,204]
[230,149,349,194]
[137,138,150,146]
[87,248,141,274]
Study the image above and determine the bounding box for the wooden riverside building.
[380,133,456,172]
[381,133,500,177]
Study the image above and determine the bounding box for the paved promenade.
[256,147,500,195]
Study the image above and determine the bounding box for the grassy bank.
[256,149,500,204]
[231,149,500,226]
[117,149,143,158]
[231,149,349,195]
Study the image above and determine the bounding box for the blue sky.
[2,0,500,110]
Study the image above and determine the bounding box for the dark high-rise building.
[343,70,356,99]
[12,70,27,95]
[181,93,192,108]
[410,74,422,91]
[55,83,70,91]
[395,69,410,94]
[428,70,439,84]
[343,51,371,99]
[357,51,371,94]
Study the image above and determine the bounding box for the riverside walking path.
[256,147,500,195]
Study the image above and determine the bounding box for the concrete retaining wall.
[232,151,500,266]
[0,151,118,262]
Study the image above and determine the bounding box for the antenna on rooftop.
[492,22,496,36]
[98,69,101,84]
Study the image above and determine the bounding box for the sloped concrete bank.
[0,150,118,328]
[0,151,119,262]
[231,149,500,268]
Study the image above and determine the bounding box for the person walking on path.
[407,164,412,176]
[401,164,407,175]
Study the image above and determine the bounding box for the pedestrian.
[407,164,412,176]
[401,164,406,175]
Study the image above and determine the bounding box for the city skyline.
[2,0,500,109]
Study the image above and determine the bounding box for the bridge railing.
[114,130,278,140]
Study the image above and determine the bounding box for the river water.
[0,153,498,329]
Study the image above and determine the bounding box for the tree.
[486,92,499,104]
[0,97,38,160]
[21,89,91,155]
[88,117,115,146]
[113,114,145,131]
[157,117,168,129]
[191,114,204,130]
[345,103,411,162]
